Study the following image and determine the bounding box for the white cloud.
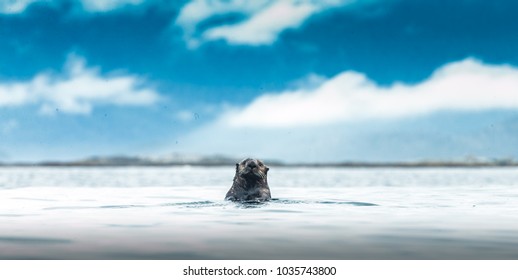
[0,0,148,14]
[0,0,38,14]
[0,55,160,114]
[175,0,268,32]
[223,58,518,128]
[175,0,269,47]
[175,0,354,46]
[203,1,318,45]
[78,0,145,12]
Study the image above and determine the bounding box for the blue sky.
[1,0,518,163]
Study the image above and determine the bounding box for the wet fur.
[225,158,271,202]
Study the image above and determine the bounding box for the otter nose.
[248,161,257,168]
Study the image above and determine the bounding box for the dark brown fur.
[225,158,271,202]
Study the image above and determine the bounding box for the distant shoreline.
[1,154,517,168]
[1,161,517,168]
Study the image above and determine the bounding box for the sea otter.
[225,158,271,202]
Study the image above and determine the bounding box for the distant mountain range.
[1,154,517,167]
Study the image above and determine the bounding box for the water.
[1,166,518,259]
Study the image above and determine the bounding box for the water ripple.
[160,201,222,208]
[41,199,378,211]
[100,205,147,209]
[317,201,379,206]
[271,199,378,206]
[0,236,72,244]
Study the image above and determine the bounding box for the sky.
[1,0,518,163]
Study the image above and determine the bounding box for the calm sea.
[1,166,518,259]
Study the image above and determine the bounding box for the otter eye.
[259,162,263,166]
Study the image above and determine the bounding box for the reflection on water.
[1,167,518,259]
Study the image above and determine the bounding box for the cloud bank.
[1,0,358,47]
[175,0,355,46]
[222,58,518,128]
[172,58,518,162]
[0,55,160,114]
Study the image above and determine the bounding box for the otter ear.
[235,163,239,172]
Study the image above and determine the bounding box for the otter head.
[236,158,269,181]
[226,158,271,201]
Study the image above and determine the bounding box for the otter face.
[227,158,271,201]
[236,158,269,180]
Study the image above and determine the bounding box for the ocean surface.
[1,166,518,259]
